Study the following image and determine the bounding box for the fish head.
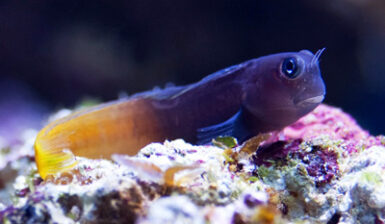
[242,49,326,132]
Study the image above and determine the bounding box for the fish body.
[35,50,326,179]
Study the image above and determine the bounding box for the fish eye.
[281,57,300,79]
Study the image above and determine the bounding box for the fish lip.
[294,95,325,107]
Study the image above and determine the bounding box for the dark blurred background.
[1,0,385,143]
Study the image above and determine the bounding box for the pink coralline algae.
[280,104,383,151]
[252,104,380,165]
[251,104,384,187]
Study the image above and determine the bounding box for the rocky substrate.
[0,104,384,224]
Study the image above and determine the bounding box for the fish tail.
[34,98,163,179]
[35,135,77,179]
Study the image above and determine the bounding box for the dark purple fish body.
[35,49,326,178]
[142,49,326,143]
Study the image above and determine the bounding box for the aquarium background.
[0,0,384,139]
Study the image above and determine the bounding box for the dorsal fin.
[134,63,244,101]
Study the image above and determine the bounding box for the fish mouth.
[294,95,325,107]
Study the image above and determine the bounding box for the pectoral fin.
[196,110,242,145]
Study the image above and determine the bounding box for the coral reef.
[0,104,384,223]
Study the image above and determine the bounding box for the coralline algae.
[0,104,384,223]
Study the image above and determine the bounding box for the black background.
[1,0,384,136]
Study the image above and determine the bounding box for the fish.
[34,49,326,179]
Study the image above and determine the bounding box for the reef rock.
[0,104,384,224]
